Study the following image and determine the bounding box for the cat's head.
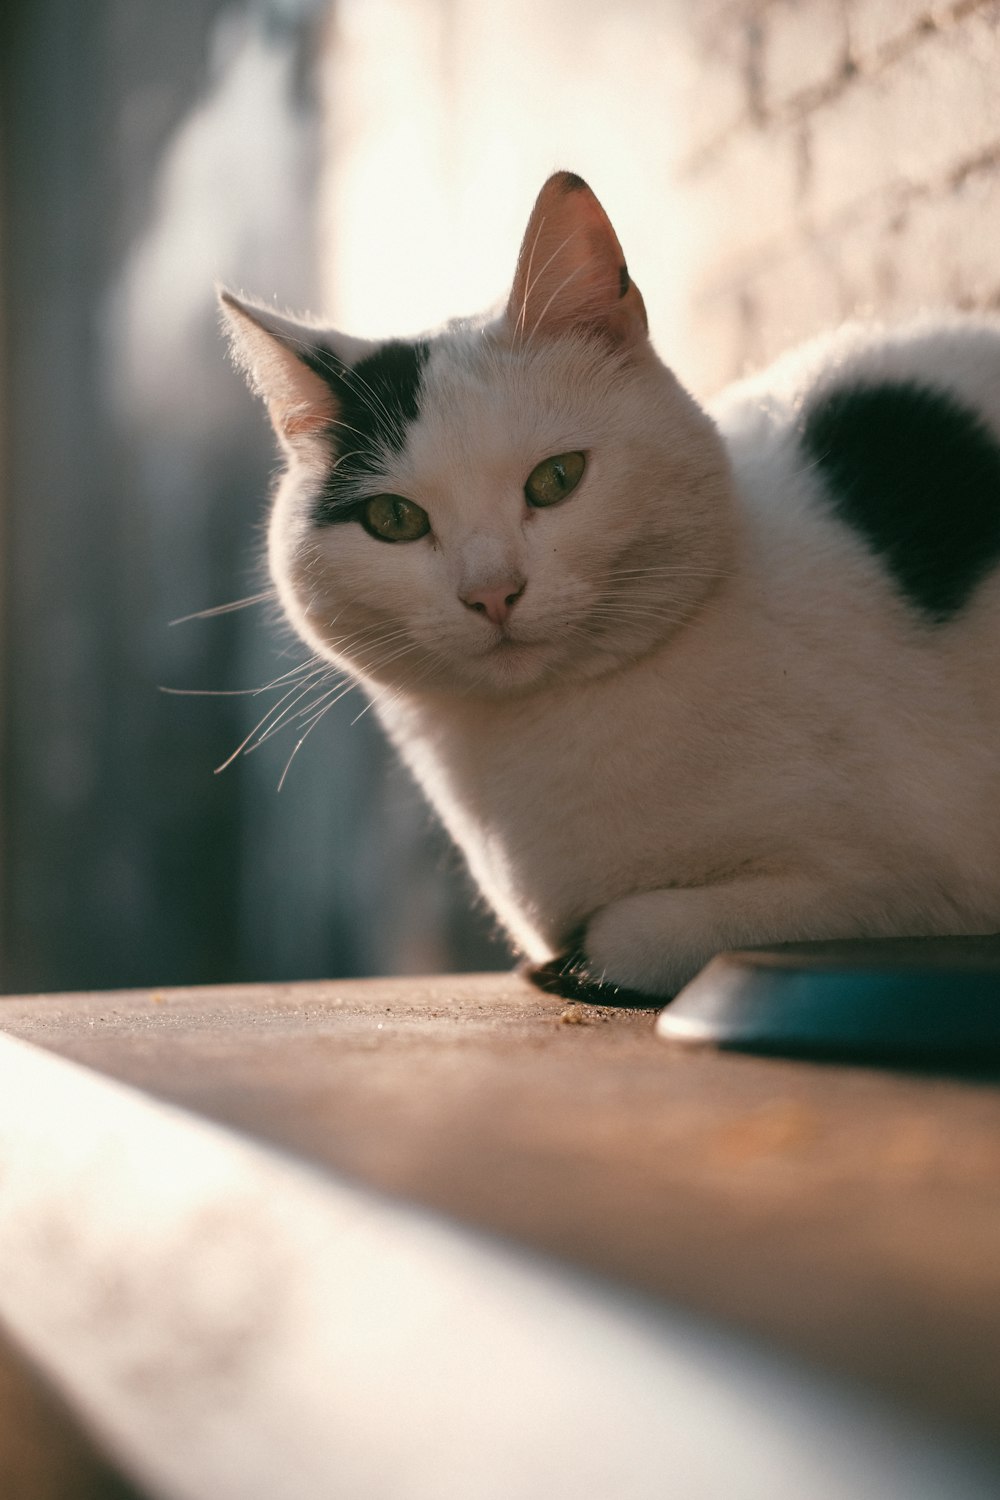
[221,172,734,699]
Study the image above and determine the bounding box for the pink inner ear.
[221,293,340,448]
[506,172,647,348]
[275,399,337,439]
[255,346,339,447]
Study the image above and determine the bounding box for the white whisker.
[246,672,346,752]
[161,656,320,700]
[169,590,276,626]
[517,224,589,351]
[214,665,330,773]
[526,254,588,351]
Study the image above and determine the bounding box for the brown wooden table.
[2,968,998,1468]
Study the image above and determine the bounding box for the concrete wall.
[319,0,1000,399]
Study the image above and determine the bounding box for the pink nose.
[461,581,525,628]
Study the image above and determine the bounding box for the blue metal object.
[659,937,1000,1062]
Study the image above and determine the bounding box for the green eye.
[361,494,430,543]
[525,451,586,508]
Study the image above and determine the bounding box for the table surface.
[2,969,999,1451]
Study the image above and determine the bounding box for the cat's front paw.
[582,892,706,999]
[519,949,663,1009]
[522,889,715,1006]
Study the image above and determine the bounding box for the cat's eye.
[524,451,586,508]
[361,494,430,543]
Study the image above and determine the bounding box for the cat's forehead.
[326,337,431,470]
[315,325,630,525]
[406,329,619,467]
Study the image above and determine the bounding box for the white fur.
[226,276,1000,995]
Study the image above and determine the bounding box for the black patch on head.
[800,380,1000,621]
[301,339,430,525]
[558,172,588,194]
[618,263,630,298]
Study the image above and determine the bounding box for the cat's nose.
[461,580,525,627]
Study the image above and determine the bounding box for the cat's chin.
[449,632,645,699]
[465,637,556,695]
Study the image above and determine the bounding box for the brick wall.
[320,0,1000,393]
[669,0,1000,394]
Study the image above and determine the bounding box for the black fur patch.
[558,172,588,194]
[520,953,663,1008]
[618,264,630,298]
[302,340,430,525]
[800,380,1000,620]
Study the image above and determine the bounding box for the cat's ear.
[504,172,648,349]
[218,290,368,451]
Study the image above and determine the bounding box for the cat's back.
[712,314,1000,630]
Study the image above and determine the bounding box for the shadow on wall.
[0,0,508,994]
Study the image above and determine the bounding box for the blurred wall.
[0,0,506,993]
[1,0,286,992]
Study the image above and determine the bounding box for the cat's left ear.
[218,290,371,452]
[504,172,648,350]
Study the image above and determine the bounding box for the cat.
[220,170,1000,1002]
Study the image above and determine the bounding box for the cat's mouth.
[483,632,538,659]
[474,632,551,686]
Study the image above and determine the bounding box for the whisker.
[292,681,360,734]
[169,590,276,627]
[251,663,370,744]
[240,661,358,753]
[518,225,589,351]
[603,565,737,580]
[274,668,388,790]
[527,257,587,349]
[269,328,400,454]
[160,656,321,699]
[237,622,424,780]
[515,214,548,343]
[214,665,331,773]
[345,368,400,431]
[161,685,272,698]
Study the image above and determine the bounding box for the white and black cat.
[220,170,1000,1001]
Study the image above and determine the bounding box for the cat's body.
[222,173,1000,997]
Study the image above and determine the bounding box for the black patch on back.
[800,380,1000,620]
[301,339,430,525]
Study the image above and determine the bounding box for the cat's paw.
[582,892,706,999]
[519,950,663,1009]
[522,888,718,1005]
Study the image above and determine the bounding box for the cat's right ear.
[504,173,648,350]
[218,291,366,453]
